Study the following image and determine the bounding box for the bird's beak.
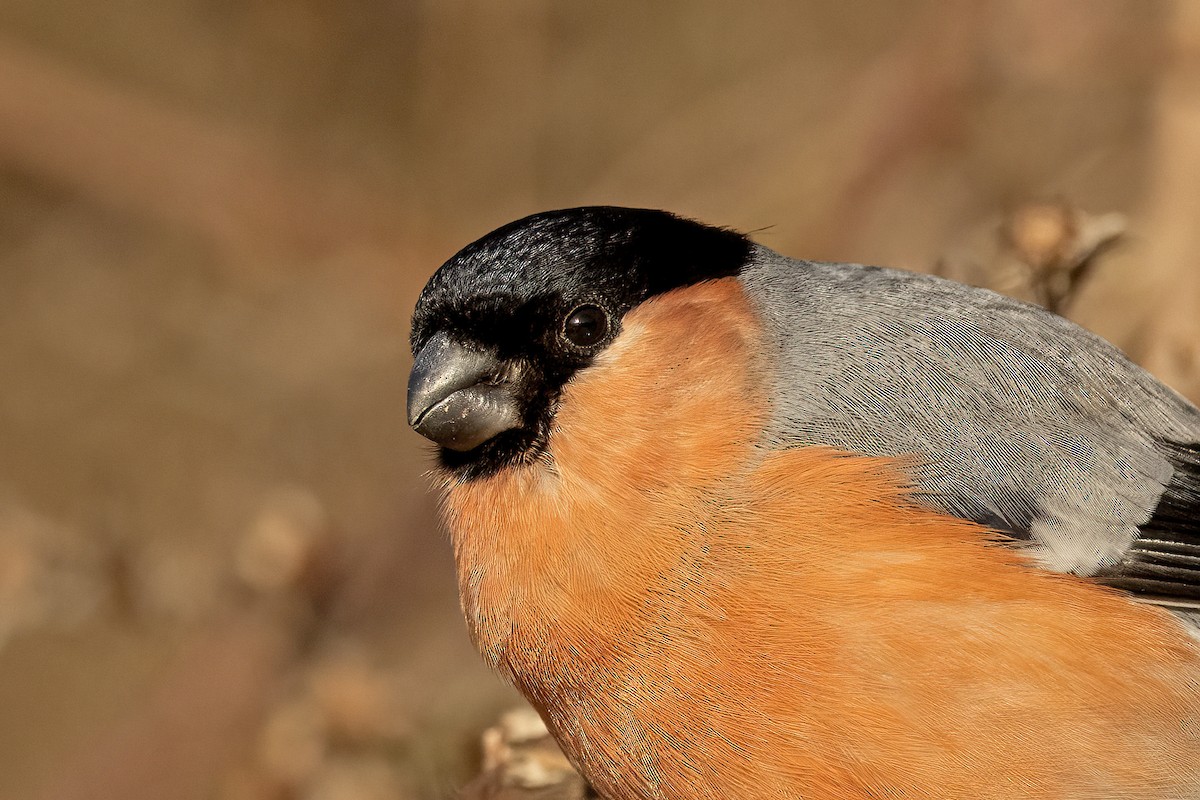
[407,332,522,452]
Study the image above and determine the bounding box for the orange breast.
[439,278,1200,799]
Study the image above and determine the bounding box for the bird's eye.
[562,305,609,348]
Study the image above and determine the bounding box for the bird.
[406,206,1200,799]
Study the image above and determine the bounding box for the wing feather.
[740,247,1200,612]
[1097,441,1200,600]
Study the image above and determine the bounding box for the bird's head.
[407,206,751,480]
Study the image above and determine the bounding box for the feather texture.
[441,279,1200,800]
[741,246,1200,608]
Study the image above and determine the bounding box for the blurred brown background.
[1,1,1199,798]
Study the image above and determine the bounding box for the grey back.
[739,245,1200,591]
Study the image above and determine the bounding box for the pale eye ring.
[562,304,609,347]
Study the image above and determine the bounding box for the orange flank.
[439,279,1200,799]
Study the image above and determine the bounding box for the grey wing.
[740,246,1200,609]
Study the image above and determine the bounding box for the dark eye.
[562,305,609,347]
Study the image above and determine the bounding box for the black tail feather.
[1098,440,1200,601]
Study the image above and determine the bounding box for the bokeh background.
[1,1,1199,798]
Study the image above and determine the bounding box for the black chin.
[436,424,549,480]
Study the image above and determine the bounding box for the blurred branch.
[583,2,979,256]
[0,39,395,261]
[34,488,343,800]
[1126,2,1200,399]
[37,605,301,800]
[936,199,1126,314]
[999,200,1124,314]
[800,1,980,256]
[460,708,592,800]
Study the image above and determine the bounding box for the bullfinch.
[407,207,1200,799]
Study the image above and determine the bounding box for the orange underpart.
[440,278,1200,800]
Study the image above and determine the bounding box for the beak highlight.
[407,332,521,452]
